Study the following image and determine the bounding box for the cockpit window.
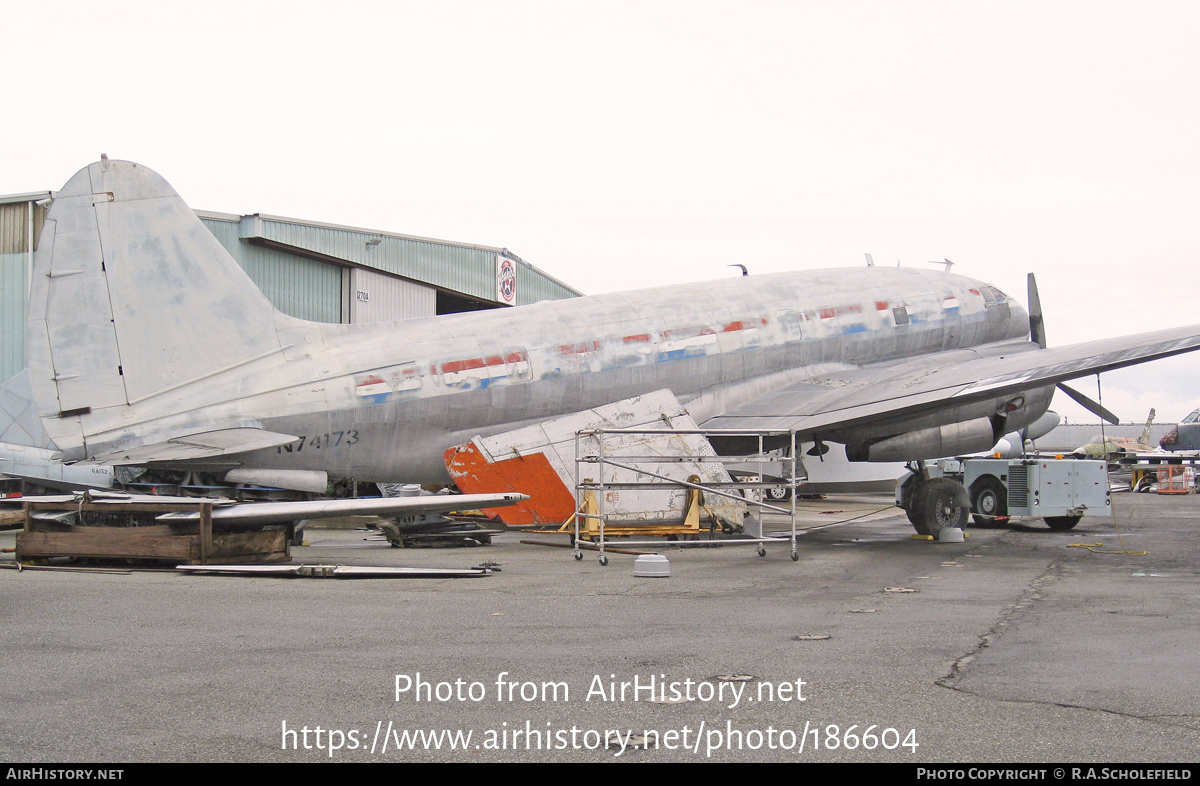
[1182,409,1200,424]
[981,286,1009,304]
[982,286,1011,322]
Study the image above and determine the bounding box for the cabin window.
[504,347,532,382]
[776,310,804,339]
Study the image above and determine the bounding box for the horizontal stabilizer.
[82,428,300,465]
[0,371,55,450]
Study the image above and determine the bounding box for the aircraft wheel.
[766,485,792,502]
[900,476,931,536]
[1045,515,1082,531]
[906,505,931,535]
[969,476,1007,523]
[918,478,969,538]
[573,551,583,561]
[790,550,799,561]
[598,555,609,566]
[757,546,766,557]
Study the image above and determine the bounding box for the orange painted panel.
[444,443,577,527]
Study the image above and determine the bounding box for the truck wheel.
[766,485,792,502]
[969,476,1007,525]
[1045,515,1082,531]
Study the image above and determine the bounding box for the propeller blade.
[1027,273,1046,348]
[1057,382,1119,425]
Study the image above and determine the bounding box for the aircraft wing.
[704,325,1200,434]
[77,428,300,465]
[153,493,529,525]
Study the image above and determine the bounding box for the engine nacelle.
[846,417,998,462]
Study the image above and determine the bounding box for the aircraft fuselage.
[71,266,1039,483]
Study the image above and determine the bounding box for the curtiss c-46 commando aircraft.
[23,159,1200,539]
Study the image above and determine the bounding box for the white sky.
[5,0,1198,426]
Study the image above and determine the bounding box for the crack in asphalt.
[936,553,1200,729]
[937,558,1063,691]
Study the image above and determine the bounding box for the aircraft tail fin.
[28,158,291,455]
[1141,407,1156,446]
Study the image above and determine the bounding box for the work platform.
[568,426,804,564]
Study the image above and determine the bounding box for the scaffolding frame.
[570,427,803,565]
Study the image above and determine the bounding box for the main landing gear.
[898,463,969,539]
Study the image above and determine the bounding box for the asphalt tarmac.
[2,491,1198,763]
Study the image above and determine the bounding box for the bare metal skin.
[25,160,1200,498]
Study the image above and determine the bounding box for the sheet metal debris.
[176,563,494,578]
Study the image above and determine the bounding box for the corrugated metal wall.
[201,213,581,323]
[251,216,579,307]
[202,216,343,323]
[0,251,26,380]
[257,218,501,304]
[0,203,29,254]
[0,200,44,381]
[348,268,437,322]
[0,199,46,254]
[516,259,578,304]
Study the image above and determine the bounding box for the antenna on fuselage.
[926,258,954,272]
[865,253,875,267]
[728,264,748,276]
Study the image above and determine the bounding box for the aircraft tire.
[969,475,1007,524]
[906,503,931,535]
[918,478,969,538]
[900,476,931,535]
[1045,515,1082,531]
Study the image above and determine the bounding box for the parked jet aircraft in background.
[1073,408,1159,460]
[1160,408,1200,452]
[23,159,1200,538]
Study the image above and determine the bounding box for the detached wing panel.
[705,325,1200,434]
[156,493,529,525]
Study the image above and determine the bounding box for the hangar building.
[0,189,582,381]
